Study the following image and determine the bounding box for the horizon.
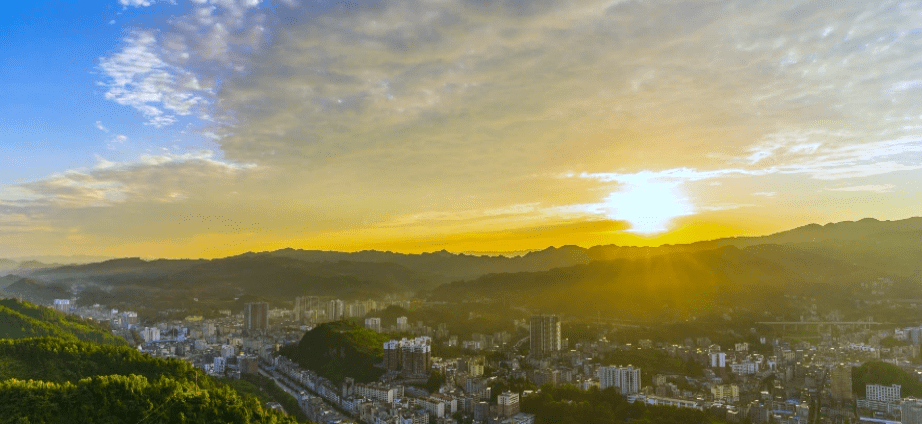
[2,0,921,259]
[2,214,917,262]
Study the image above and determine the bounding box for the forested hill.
[11,216,921,312]
[279,321,391,384]
[0,300,307,423]
[0,298,125,345]
[427,242,909,319]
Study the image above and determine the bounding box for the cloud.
[119,0,158,7]
[9,0,922,256]
[94,121,109,132]
[10,151,254,208]
[826,184,896,193]
[752,192,777,197]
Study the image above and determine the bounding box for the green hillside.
[0,300,307,423]
[0,298,126,345]
[852,361,922,398]
[279,321,391,383]
[0,374,295,424]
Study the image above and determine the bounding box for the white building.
[397,316,409,332]
[598,365,641,395]
[213,356,226,374]
[365,317,382,333]
[710,352,726,368]
[141,327,160,343]
[52,299,71,314]
[866,384,900,402]
[731,360,758,375]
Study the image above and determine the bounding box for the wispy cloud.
[826,184,896,193]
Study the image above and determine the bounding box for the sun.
[597,179,695,234]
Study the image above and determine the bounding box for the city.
[22,287,922,424]
[2,0,922,422]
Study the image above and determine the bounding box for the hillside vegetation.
[0,299,125,345]
[0,301,306,423]
[279,321,391,383]
[852,361,922,398]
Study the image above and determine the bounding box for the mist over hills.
[10,217,921,317]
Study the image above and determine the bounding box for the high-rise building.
[401,337,431,377]
[710,352,726,368]
[529,315,561,358]
[365,317,382,332]
[904,398,922,424]
[244,302,269,332]
[598,365,641,395]
[327,299,344,321]
[397,316,409,332]
[498,391,520,417]
[348,303,367,318]
[382,337,431,377]
[384,340,402,371]
[141,327,160,343]
[829,364,853,400]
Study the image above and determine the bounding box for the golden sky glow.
[1,0,921,259]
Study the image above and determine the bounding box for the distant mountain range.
[8,217,921,317]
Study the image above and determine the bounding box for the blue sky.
[1,0,921,259]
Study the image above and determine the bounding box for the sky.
[1,0,921,259]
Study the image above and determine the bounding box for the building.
[397,316,409,332]
[903,398,922,424]
[327,299,344,321]
[354,383,403,403]
[498,391,520,417]
[366,317,382,333]
[52,299,71,314]
[529,315,561,358]
[598,365,640,395]
[244,302,269,332]
[711,384,740,403]
[710,352,726,368]
[239,355,259,374]
[384,339,402,371]
[294,296,321,319]
[213,356,226,374]
[141,326,160,343]
[401,337,432,377]
[730,360,758,375]
[866,384,900,402]
[829,364,853,400]
[221,344,236,358]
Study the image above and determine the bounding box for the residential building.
[52,299,71,314]
[244,302,269,331]
[866,384,900,402]
[829,364,853,400]
[903,398,922,424]
[498,391,520,417]
[327,299,344,321]
[366,317,382,333]
[529,315,561,358]
[711,384,740,403]
[598,365,640,395]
